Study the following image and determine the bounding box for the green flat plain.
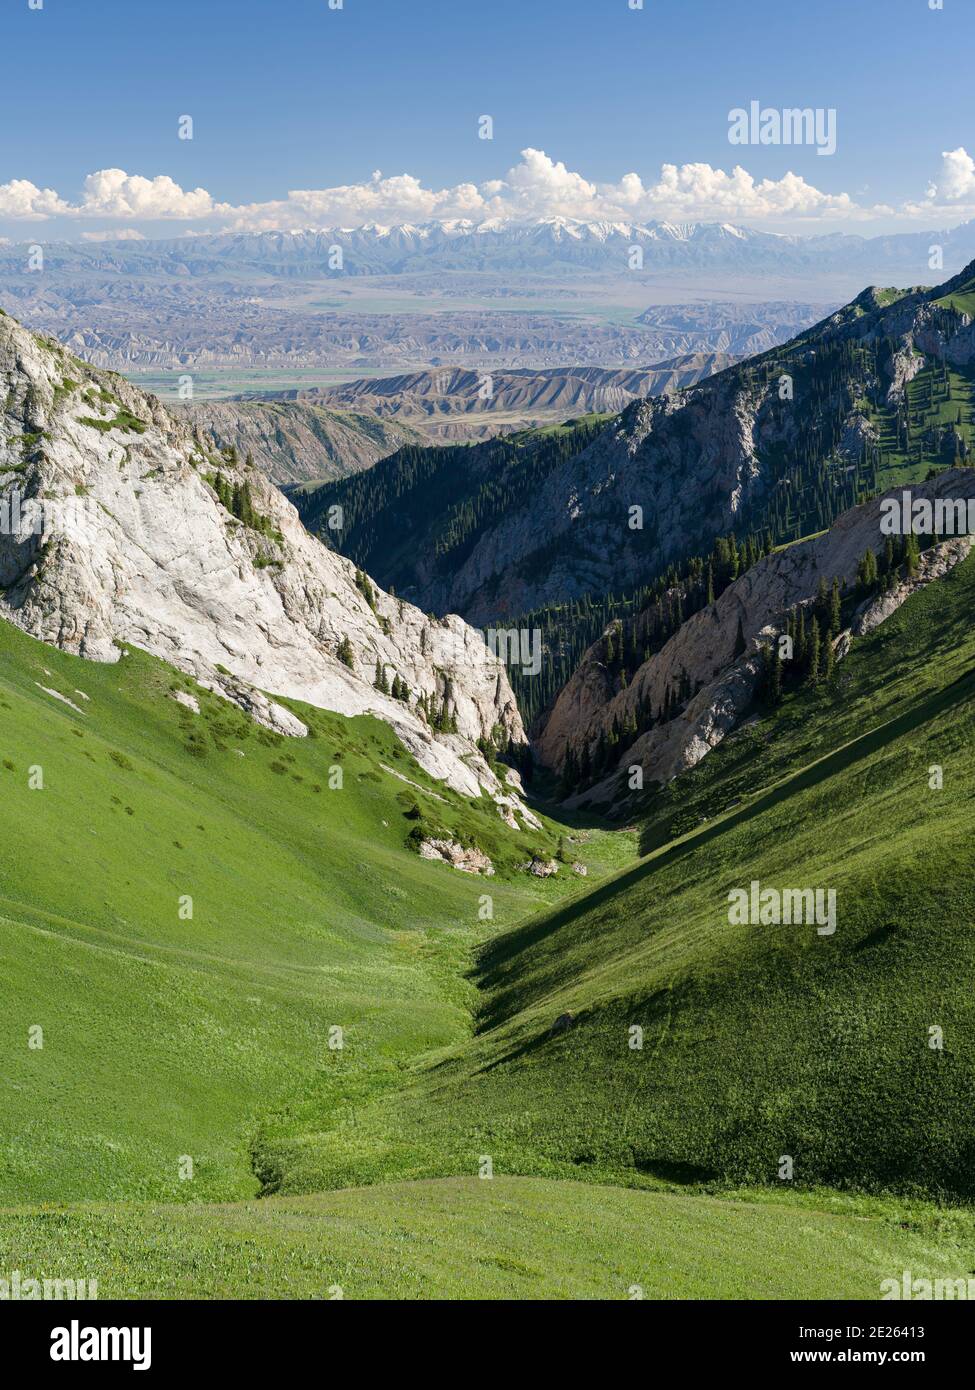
[5,1177,973,1301]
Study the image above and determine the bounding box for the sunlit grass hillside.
[0,620,626,1205]
[260,554,975,1202]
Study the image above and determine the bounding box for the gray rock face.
[0,311,525,798]
[538,470,975,809]
[527,857,559,878]
[442,372,770,624]
[387,271,975,626]
[887,347,926,403]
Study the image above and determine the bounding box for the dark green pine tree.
[807,618,821,687]
[770,643,783,704]
[829,578,842,636]
[905,533,920,576]
[857,547,878,593]
[796,608,807,667]
[558,748,579,799]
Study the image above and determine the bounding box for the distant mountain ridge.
[252,356,736,442]
[4,216,974,278]
[296,259,975,758]
[174,398,422,484]
[0,216,966,380]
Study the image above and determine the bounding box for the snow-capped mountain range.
[3,215,975,278]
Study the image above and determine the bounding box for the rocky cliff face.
[537,470,975,811]
[0,310,525,799]
[387,265,975,625]
[436,368,773,624]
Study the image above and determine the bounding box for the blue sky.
[0,0,970,238]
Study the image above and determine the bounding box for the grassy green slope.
[0,619,629,1205]
[261,553,975,1200]
[935,269,975,319]
[864,360,975,488]
[3,1177,973,1300]
[4,553,975,1298]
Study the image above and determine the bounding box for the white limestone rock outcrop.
[417,839,495,875]
[0,311,525,797]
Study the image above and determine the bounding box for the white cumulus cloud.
[0,149,949,233]
[0,178,70,220]
[627,162,882,221]
[901,147,975,220]
[225,150,886,228]
[227,170,486,232]
[927,147,975,204]
[76,169,223,220]
[0,169,223,223]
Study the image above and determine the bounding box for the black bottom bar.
[2,1299,966,1374]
